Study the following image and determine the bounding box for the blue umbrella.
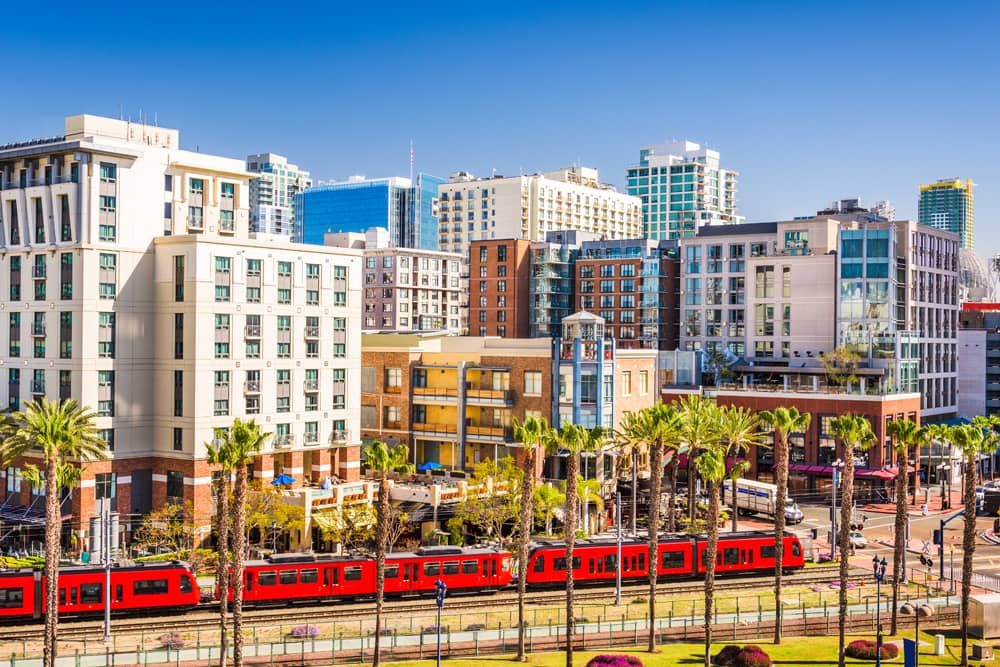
[417,461,443,472]
[271,473,295,486]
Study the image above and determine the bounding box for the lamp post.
[873,556,887,667]
[938,464,951,511]
[832,459,844,560]
[899,603,935,667]
[435,579,447,667]
[615,491,622,606]
[102,500,112,645]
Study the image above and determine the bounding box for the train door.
[33,572,42,618]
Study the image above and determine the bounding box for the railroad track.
[0,567,850,642]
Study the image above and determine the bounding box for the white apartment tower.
[627,140,742,240]
[437,166,642,262]
[0,116,361,541]
[246,152,312,237]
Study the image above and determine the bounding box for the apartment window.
[214,314,230,358]
[97,312,115,358]
[221,182,234,198]
[278,260,292,277]
[497,280,506,292]
[173,370,184,417]
[99,429,114,452]
[189,178,204,195]
[8,201,19,245]
[621,371,632,395]
[639,370,649,395]
[333,317,346,331]
[600,265,615,278]
[479,246,488,263]
[99,253,117,299]
[685,245,701,273]
[32,313,45,358]
[755,266,775,298]
[8,369,20,412]
[9,256,20,301]
[220,209,234,232]
[215,256,231,302]
[59,370,71,401]
[524,371,542,396]
[60,253,72,299]
[579,265,594,279]
[174,313,183,359]
[246,258,261,276]
[98,196,116,241]
[97,371,114,416]
[166,471,184,502]
[497,295,506,308]
[334,290,346,307]
[99,163,117,183]
[174,255,184,301]
[620,264,636,278]
[164,175,173,192]
[8,313,20,357]
[277,287,291,304]
[59,195,71,241]
[333,342,346,358]
[33,198,45,244]
[214,371,230,416]
[782,266,792,298]
[95,473,116,502]
[754,304,775,337]
[599,280,614,293]
[56,312,71,359]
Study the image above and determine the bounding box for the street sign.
[435,579,447,608]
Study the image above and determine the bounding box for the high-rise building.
[919,178,974,248]
[246,153,312,237]
[468,239,533,338]
[627,140,742,240]
[0,115,362,547]
[437,167,642,262]
[296,173,444,251]
[958,302,1000,421]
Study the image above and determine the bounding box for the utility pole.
[615,492,622,606]
[102,499,112,645]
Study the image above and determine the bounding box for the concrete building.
[919,178,974,249]
[959,302,1000,419]
[437,167,642,262]
[468,239,533,338]
[297,173,444,251]
[0,115,361,546]
[325,227,463,333]
[246,153,312,237]
[529,231,590,338]
[627,140,742,240]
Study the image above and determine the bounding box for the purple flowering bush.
[733,645,772,667]
[290,625,321,639]
[159,633,185,650]
[585,655,644,667]
[845,639,899,660]
[713,645,743,665]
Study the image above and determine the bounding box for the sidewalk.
[862,488,964,516]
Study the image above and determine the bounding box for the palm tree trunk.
[773,433,787,644]
[667,458,679,533]
[43,457,60,667]
[231,465,248,667]
[704,480,720,667]
[374,473,390,667]
[731,475,739,534]
[961,454,977,667]
[215,475,230,667]
[890,455,907,636]
[648,440,663,653]
[838,454,855,667]
[516,448,535,662]
[687,454,698,525]
[564,455,578,667]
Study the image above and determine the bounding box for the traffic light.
[933,529,942,545]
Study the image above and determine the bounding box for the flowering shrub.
[713,645,742,666]
[733,646,772,667]
[289,625,320,639]
[845,639,899,660]
[159,633,185,650]
[585,655,644,667]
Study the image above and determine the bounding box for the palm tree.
[615,410,650,537]
[534,484,565,535]
[363,440,410,667]
[759,406,811,644]
[511,415,547,662]
[578,477,604,538]
[544,423,604,667]
[216,419,270,667]
[0,398,107,667]
[695,434,727,667]
[676,394,719,527]
[718,407,765,534]
[206,430,235,667]
[830,414,875,667]
[886,418,926,635]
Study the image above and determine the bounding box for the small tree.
[244,484,305,549]
[820,346,861,391]
[534,484,565,535]
[454,456,522,550]
[134,501,197,555]
[320,503,375,552]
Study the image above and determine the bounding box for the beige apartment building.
[0,115,362,545]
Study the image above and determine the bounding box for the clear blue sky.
[4,0,998,258]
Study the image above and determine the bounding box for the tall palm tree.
[718,407,765,534]
[885,418,926,635]
[206,430,235,667]
[511,415,547,662]
[0,398,107,667]
[217,419,270,667]
[695,434,727,667]
[363,440,410,667]
[544,423,604,667]
[615,410,651,537]
[830,415,875,667]
[759,406,811,644]
[676,395,719,526]
[578,477,604,538]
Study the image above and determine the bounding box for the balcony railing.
[219,220,235,234]
[465,425,511,441]
[329,430,350,444]
[32,265,46,278]
[303,379,320,392]
[187,216,204,230]
[273,434,294,449]
[30,381,45,394]
[412,387,458,401]
[412,422,458,436]
[31,323,46,336]
[304,326,320,339]
[385,420,402,430]
[244,325,261,338]
[465,388,512,405]
[244,380,261,394]
[303,432,320,446]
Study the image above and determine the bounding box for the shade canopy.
[271,473,296,486]
[417,461,443,472]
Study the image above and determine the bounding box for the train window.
[258,571,277,586]
[553,558,567,571]
[246,573,253,591]
[605,555,617,571]
[637,553,644,570]
[629,556,635,571]
[462,560,478,575]
[0,587,23,608]
[442,561,459,575]
[723,548,739,566]
[180,575,193,594]
[80,583,102,604]
[792,542,801,558]
[71,588,77,604]
[344,566,362,581]
[59,589,66,605]
[134,579,169,595]
[301,569,319,584]
[760,545,776,560]
[384,565,399,579]
[279,570,297,585]
[424,562,440,576]
[115,585,123,602]
[661,551,685,570]
[533,556,544,572]
[588,559,595,574]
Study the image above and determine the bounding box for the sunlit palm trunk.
[667,459,679,533]
[517,448,535,661]
[231,465,248,667]
[704,480,720,667]
[374,473,390,667]
[687,455,698,525]
[647,440,662,652]
[43,457,60,667]
[773,433,787,644]
[838,454,855,667]
[961,455,976,667]
[564,455,578,667]
[731,478,739,534]
[891,459,907,635]
[215,475,230,667]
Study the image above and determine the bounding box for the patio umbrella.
[417,461,443,472]
[271,473,295,486]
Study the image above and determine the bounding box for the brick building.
[468,239,532,338]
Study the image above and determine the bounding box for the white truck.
[722,477,804,524]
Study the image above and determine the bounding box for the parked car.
[849,531,868,549]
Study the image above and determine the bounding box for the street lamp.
[873,556,887,667]
[899,603,935,667]
[831,459,845,560]
[435,579,448,667]
[938,464,951,511]
[615,491,622,606]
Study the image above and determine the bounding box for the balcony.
[466,388,512,405]
[273,434,295,449]
[219,220,235,234]
[385,420,402,430]
[244,380,261,395]
[465,425,511,442]
[412,387,458,402]
[31,323,46,337]
[244,325,261,338]
[329,429,351,444]
[303,432,320,446]
[412,422,458,438]
[303,379,320,393]
[304,326,320,340]
[187,215,204,231]
[32,265,46,279]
